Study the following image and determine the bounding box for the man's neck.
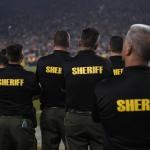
[125,55,147,67]
[0,65,5,68]
[110,51,122,57]
[54,46,66,51]
[78,47,93,51]
[9,61,20,65]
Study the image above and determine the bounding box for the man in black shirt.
[109,36,124,76]
[95,24,150,150]
[63,28,112,150]
[36,31,70,150]
[0,44,40,150]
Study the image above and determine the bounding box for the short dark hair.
[0,55,8,66]
[110,36,123,53]
[0,49,7,56]
[0,49,8,66]
[80,28,99,48]
[6,44,23,62]
[54,30,69,48]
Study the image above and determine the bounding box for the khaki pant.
[0,116,36,150]
[65,112,104,150]
[40,107,67,150]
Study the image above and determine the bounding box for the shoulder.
[93,54,111,65]
[63,54,78,64]
[95,78,114,92]
[37,54,55,68]
[94,55,113,73]
[22,68,35,77]
[0,68,7,75]
[0,68,6,71]
[95,76,123,97]
[37,55,51,64]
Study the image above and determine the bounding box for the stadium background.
[1,0,150,149]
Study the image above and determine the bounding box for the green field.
[25,66,41,124]
[33,100,41,124]
[25,66,36,72]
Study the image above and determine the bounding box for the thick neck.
[78,46,94,51]
[9,61,21,65]
[0,65,5,68]
[110,51,122,57]
[125,54,147,67]
[54,46,66,51]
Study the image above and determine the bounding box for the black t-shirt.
[36,50,69,109]
[109,56,124,76]
[63,50,113,111]
[95,66,150,150]
[0,64,40,119]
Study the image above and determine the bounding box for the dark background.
[0,0,150,63]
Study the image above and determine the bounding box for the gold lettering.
[117,100,126,112]
[46,66,62,74]
[0,79,24,87]
[142,99,150,111]
[72,66,104,75]
[134,99,142,111]
[126,100,135,112]
[117,99,150,112]
[113,69,123,76]
[72,68,77,75]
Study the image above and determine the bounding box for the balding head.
[123,24,150,66]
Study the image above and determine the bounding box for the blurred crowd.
[0,0,149,65]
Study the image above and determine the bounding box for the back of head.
[0,55,8,66]
[125,24,150,62]
[0,49,7,56]
[80,28,99,49]
[109,36,123,53]
[6,44,23,63]
[0,49,8,67]
[54,30,70,48]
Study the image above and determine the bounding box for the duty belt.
[68,109,92,115]
[44,106,65,110]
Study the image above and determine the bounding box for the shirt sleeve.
[103,59,113,79]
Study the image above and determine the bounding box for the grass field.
[25,66,41,124]
[24,66,36,72]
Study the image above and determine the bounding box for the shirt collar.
[109,55,122,59]
[78,49,95,55]
[7,64,23,69]
[53,50,68,54]
[124,65,150,73]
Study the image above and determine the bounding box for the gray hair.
[126,24,150,62]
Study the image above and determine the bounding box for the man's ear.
[125,42,132,56]
[20,53,24,64]
[94,44,98,50]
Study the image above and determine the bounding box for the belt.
[44,106,65,110]
[67,109,92,115]
[0,115,24,118]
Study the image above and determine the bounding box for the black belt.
[0,115,25,118]
[67,109,92,115]
[44,106,65,110]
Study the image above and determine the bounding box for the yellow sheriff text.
[72,66,103,75]
[113,68,123,76]
[117,99,150,112]
[0,79,24,86]
[46,66,62,74]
